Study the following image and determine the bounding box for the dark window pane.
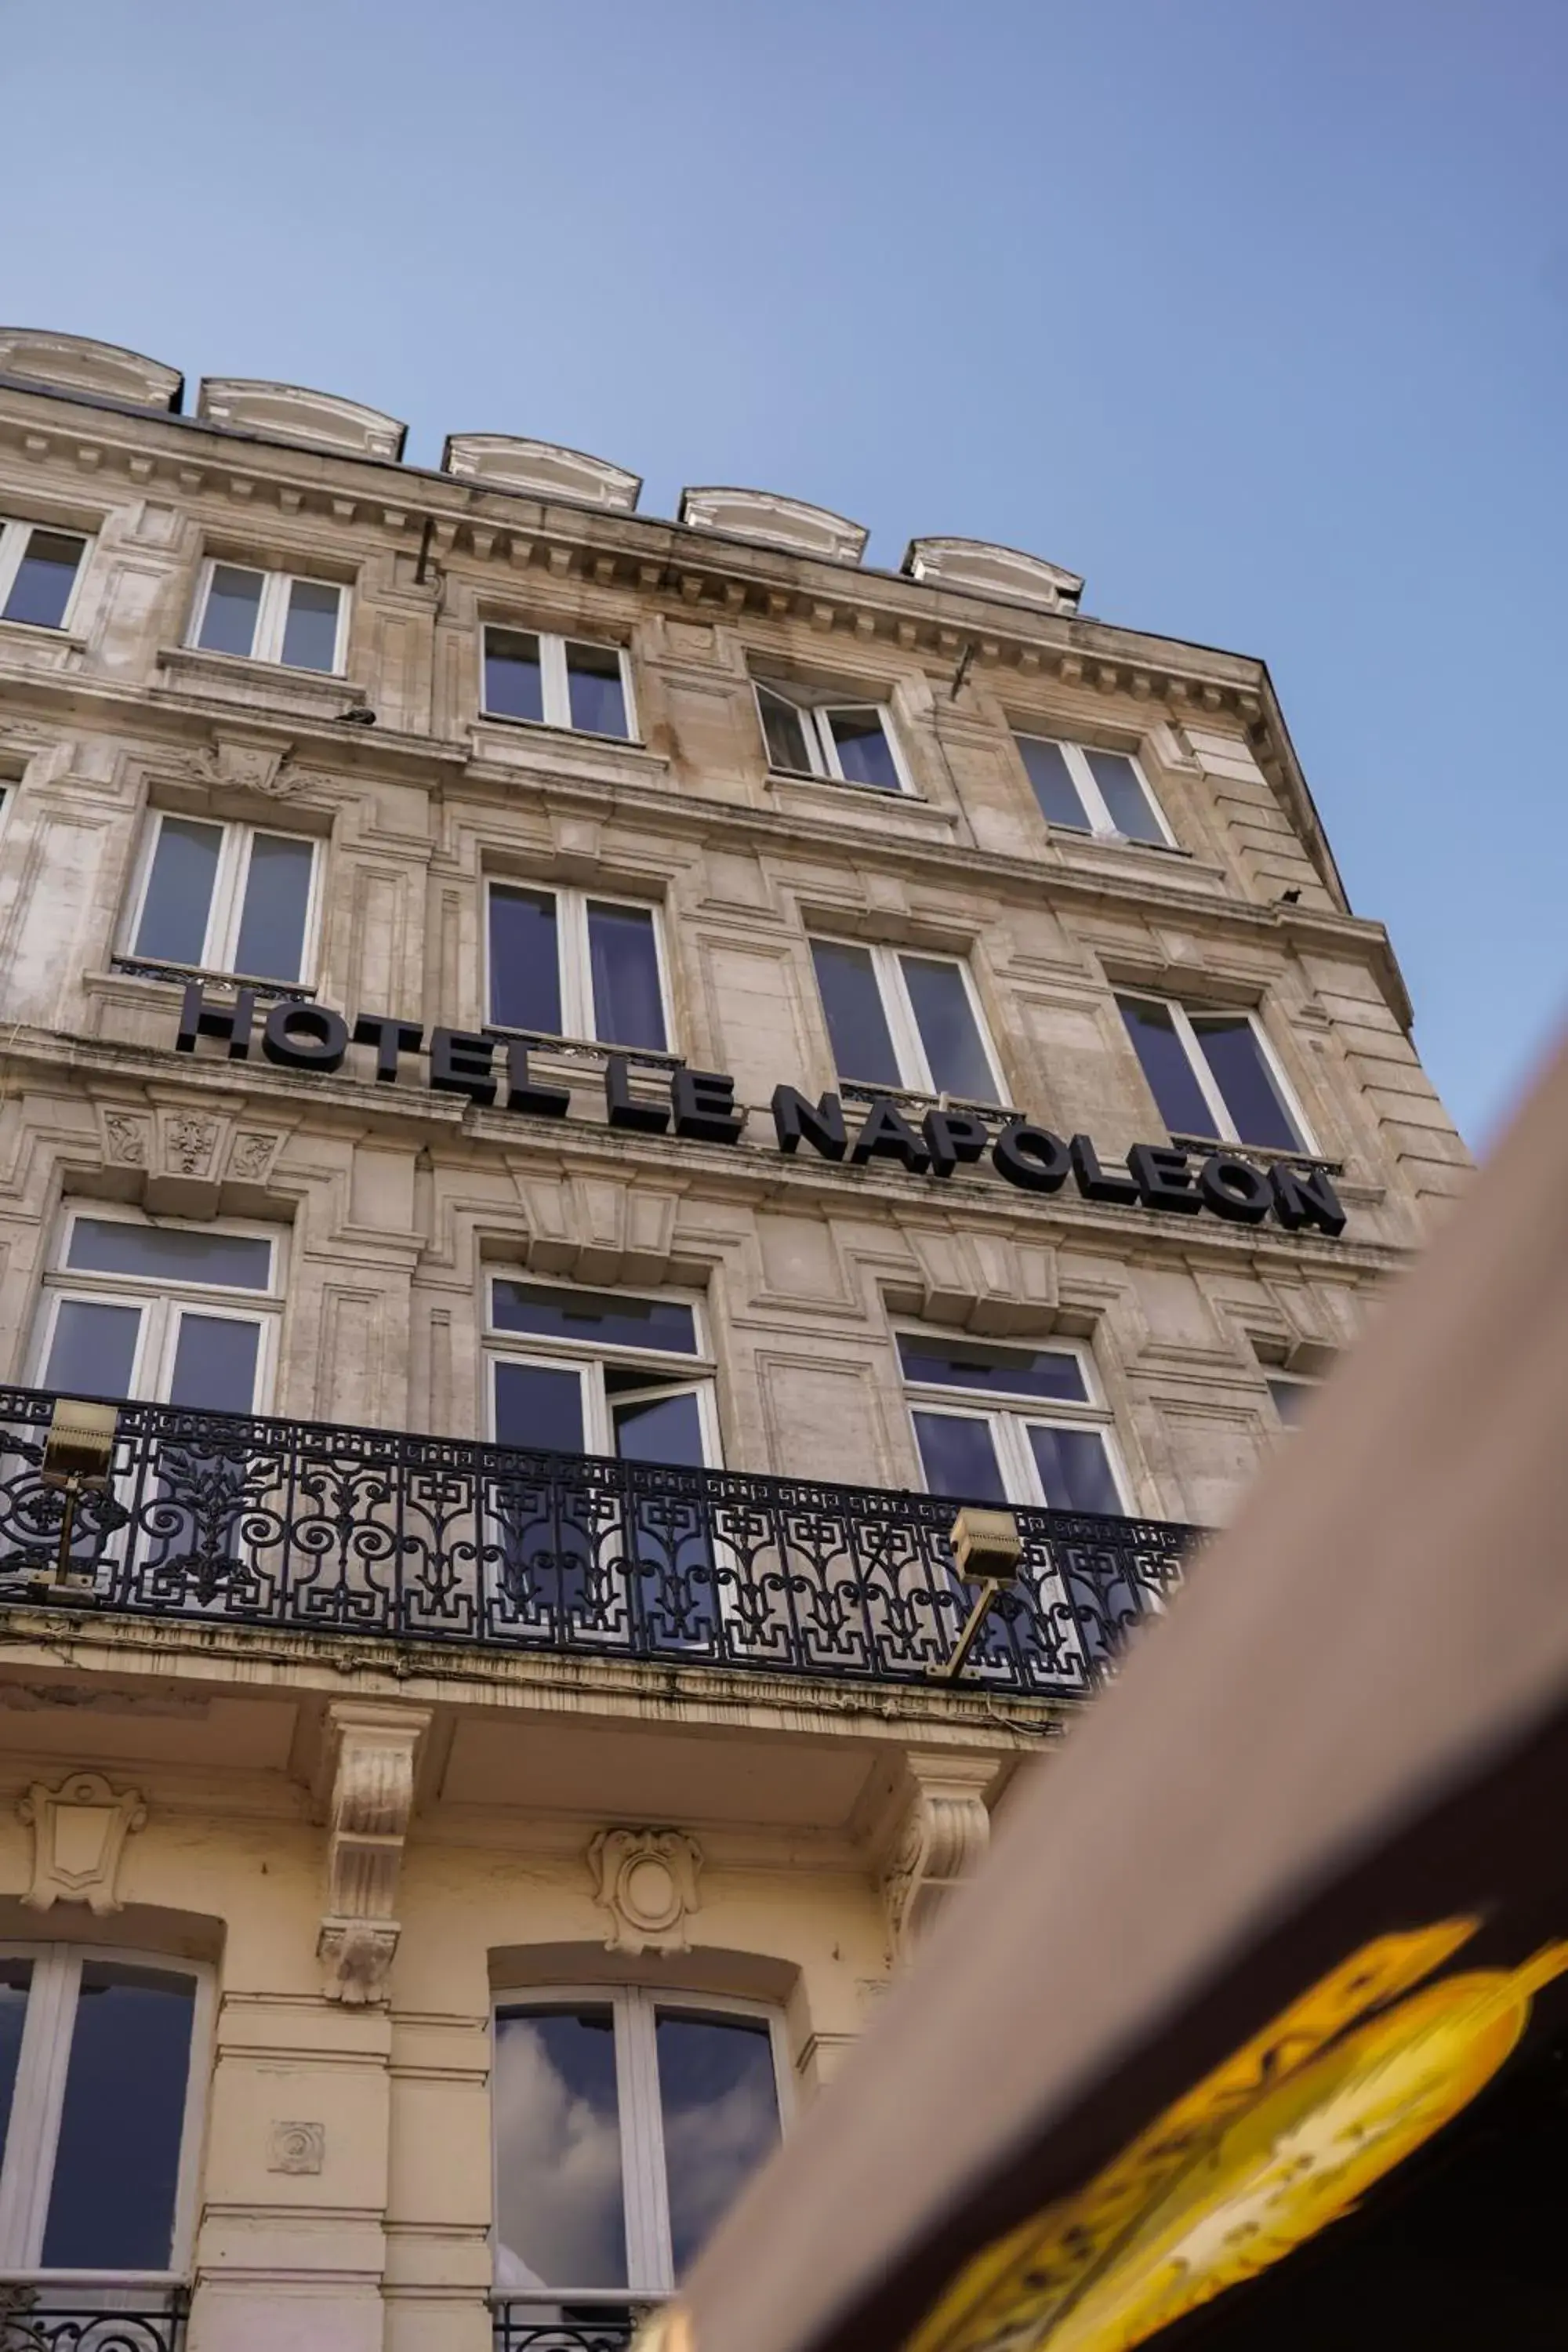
[4,529,85,628]
[897,1336,1089,1403]
[168,1314,260,1411]
[612,1389,706,1467]
[811,940,899,1087]
[826,707,900,792]
[1026,1425,1122,1515]
[233,831,314,981]
[197,564,263,657]
[757,687,813,775]
[489,886,562,1032]
[565,641,629,738]
[279,578,341,673]
[1192,1015,1304,1150]
[485,628,545,723]
[1269,1377,1314,1427]
[0,1960,34,2171]
[42,1962,195,2270]
[494,1359,586,1453]
[493,2007,626,2290]
[912,1411,1008,1503]
[1118,998,1215,1138]
[68,1218,272,1289]
[1084,750,1163,844]
[900,957,996,1101]
[134,816,222,966]
[586,902,666,1051]
[655,2013,779,2278]
[492,1282,697,1356]
[1018,737,1088,829]
[44,1299,142,1399]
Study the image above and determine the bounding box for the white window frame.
[31,1203,285,1412]
[490,1982,789,2296]
[898,1331,1131,1513]
[0,1941,214,2281]
[0,518,92,633]
[124,808,324,985]
[1014,731,1175,848]
[485,881,673,1051]
[483,1276,720,1465]
[753,681,913,796]
[811,937,1006,1105]
[1119,993,1316,1153]
[481,625,638,742]
[187,557,350,674]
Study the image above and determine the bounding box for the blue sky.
[7,0,1563,1144]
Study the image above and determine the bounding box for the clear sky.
[7,0,1564,1144]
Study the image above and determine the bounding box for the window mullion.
[808,709,835,781]
[996,1415,1044,1507]
[8,1947,81,2266]
[1171,1004,1236,1141]
[1062,742,1111,834]
[0,524,24,609]
[210,824,252,971]
[561,891,591,1037]
[542,634,571,729]
[256,572,289,663]
[619,1991,674,2292]
[881,952,934,1092]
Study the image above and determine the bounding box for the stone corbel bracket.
[18,1769,147,1915]
[589,1828,703,1955]
[316,1701,430,2005]
[877,1751,999,1964]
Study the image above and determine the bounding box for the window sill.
[470,717,667,786]
[155,643,368,714]
[1169,1132,1342,1175]
[480,710,641,752]
[0,615,84,665]
[764,769,955,832]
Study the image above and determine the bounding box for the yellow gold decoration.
[906,1921,1568,2352]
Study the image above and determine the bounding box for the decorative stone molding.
[588,1828,703,1955]
[100,1108,151,1168]
[225,1129,282,1185]
[267,2120,325,2176]
[17,1770,147,1915]
[902,537,1083,613]
[678,487,867,567]
[443,434,641,511]
[196,378,407,461]
[196,733,296,797]
[877,1752,997,1961]
[316,1701,430,2005]
[0,327,183,412]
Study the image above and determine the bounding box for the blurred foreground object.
[647,1025,1568,2352]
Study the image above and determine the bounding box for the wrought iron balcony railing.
[0,1385,1196,1697]
[491,2297,648,2351]
[0,2284,186,2352]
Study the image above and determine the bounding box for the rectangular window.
[492,1986,782,2299]
[0,521,89,631]
[37,1210,280,1414]
[0,1944,208,2278]
[1117,995,1308,1152]
[129,811,318,983]
[898,1333,1127,1516]
[755,682,907,793]
[809,938,1002,1101]
[488,883,668,1051]
[190,559,347,673]
[1016,734,1171,847]
[487,1277,712,1464]
[481,626,634,740]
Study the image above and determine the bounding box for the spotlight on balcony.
[37,1396,118,1598]
[931,1506,1022,1682]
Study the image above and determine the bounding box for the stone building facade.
[0,328,1465,2352]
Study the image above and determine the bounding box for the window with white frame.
[482,626,635,741]
[485,1279,717,1470]
[1015,734,1172,848]
[34,1209,283,1414]
[899,1333,1128,1517]
[753,681,908,794]
[809,938,1003,1103]
[126,810,321,984]
[1117,995,1309,1152]
[488,883,670,1053]
[188,559,347,673]
[0,519,89,631]
[0,1944,210,2278]
[492,1986,784,2296]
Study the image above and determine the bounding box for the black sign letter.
[262,1002,349,1073]
[771,1087,848,1161]
[1271,1162,1348,1239]
[992,1122,1071,1193]
[673,1068,744,1145]
[176,981,256,1061]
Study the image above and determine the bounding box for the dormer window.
[0,519,89,631]
[190,559,347,673]
[755,683,907,794]
[1015,735,1172,848]
[482,627,634,741]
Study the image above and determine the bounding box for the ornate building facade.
[0,328,1466,2352]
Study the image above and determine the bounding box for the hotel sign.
[176,983,1347,1238]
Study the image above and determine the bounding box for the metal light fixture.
[37,1397,118,1595]
[931,1505,1022,1682]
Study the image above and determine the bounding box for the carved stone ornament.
[267,2120,325,2176]
[101,1111,150,1168]
[878,1753,997,1962]
[588,1828,703,1955]
[197,735,296,797]
[317,1701,430,2005]
[17,1770,148,1915]
[163,1112,219,1177]
[227,1130,281,1184]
